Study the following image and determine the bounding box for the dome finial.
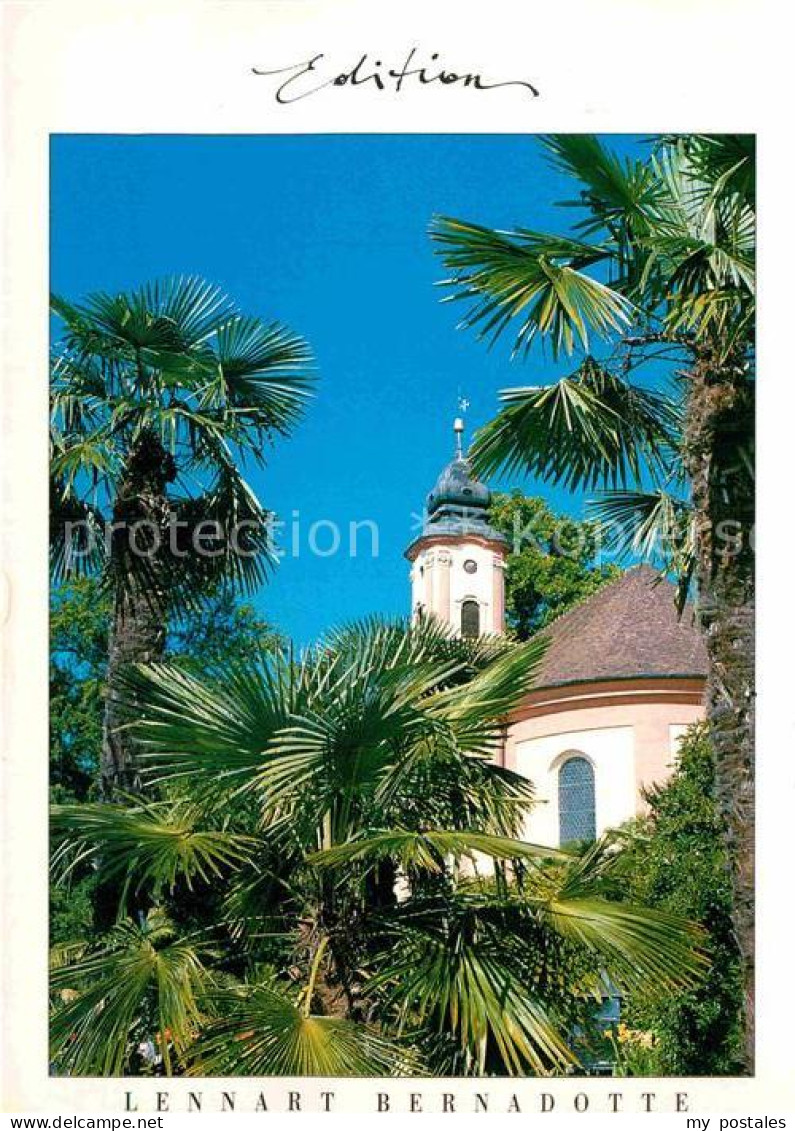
[453,415,465,458]
[454,395,470,458]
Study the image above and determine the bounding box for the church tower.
[405,418,508,637]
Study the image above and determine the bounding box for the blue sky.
[51,133,647,644]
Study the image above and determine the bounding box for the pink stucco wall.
[502,677,706,813]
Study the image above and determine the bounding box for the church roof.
[532,565,708,689]
[427,454,492,515]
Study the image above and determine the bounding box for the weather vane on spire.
[454,394,470,457]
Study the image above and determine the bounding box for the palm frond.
[423,635,548,753]
[251,659,463,827]
[50,909,212,1076]
[589,489,696,609]
[49,473,107,582]
[56,277,235,360]
[590,487,691,556]
[307,828,567,872]
[165,468,277,602]
[118,655,298,792]
[50,277,314,601]
[640,142,755,348]
[51,800,257,902]
[657,134,755,210]
[369,908,574,1074]
[187,981,416,1076]
[519,839,709,996]
[430,216,632,359]
[123,621,543,847]
[470,358,679,489]
[542,135,662,237]
[208,316,314,435]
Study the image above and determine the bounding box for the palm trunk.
[100,431,176,799]
[683,349,755,1072]
[100,573,168,796]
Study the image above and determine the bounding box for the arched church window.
[558,756,596,845]
[461,599,480,638]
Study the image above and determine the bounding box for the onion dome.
[407,418,508,552]
[427,454,491,518]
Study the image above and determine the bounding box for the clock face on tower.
[463,559,478,575]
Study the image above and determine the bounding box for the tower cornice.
[404,530,509,563]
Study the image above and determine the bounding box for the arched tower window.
[461,599,480,638]
[558,756,596,845]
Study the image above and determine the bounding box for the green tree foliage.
[431,135,755,1068]
[488,491,621,639]
[618,723,743,1074]
[50,578,283,804]
[50,617,708,1078]
[49,578,283,949]
[51,579,111,803]
[167,587,283,675]
[50,277,313,794]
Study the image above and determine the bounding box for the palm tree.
[50,277,313,797]
[50,909,213,1076]
[51,617,707,1076]
[429,134,755,1068]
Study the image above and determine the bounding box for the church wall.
[512,724,635,846]
[503,678,706,848]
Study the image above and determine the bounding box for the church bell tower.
[405,418,508,637]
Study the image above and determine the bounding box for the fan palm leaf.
[306,828,567,872]
[50,909,212,1076]
[541,135,662,240]
[470,358,679,490]
[187,981,415,1076]
[366,838,707,1075]
[123,620,543,831]
[368,905,574,1074]
[50,473,107,582]
[508,837,709,994]
[589,488,696,609]
[209,316,314,433]
[51,799,258,902]
[50,276,315,588]
[430,217,633,359]
[116,655,298,793]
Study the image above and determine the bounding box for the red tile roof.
[533,565,708,689]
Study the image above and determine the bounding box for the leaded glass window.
[461,599,480,638]
[558,756,596,845]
